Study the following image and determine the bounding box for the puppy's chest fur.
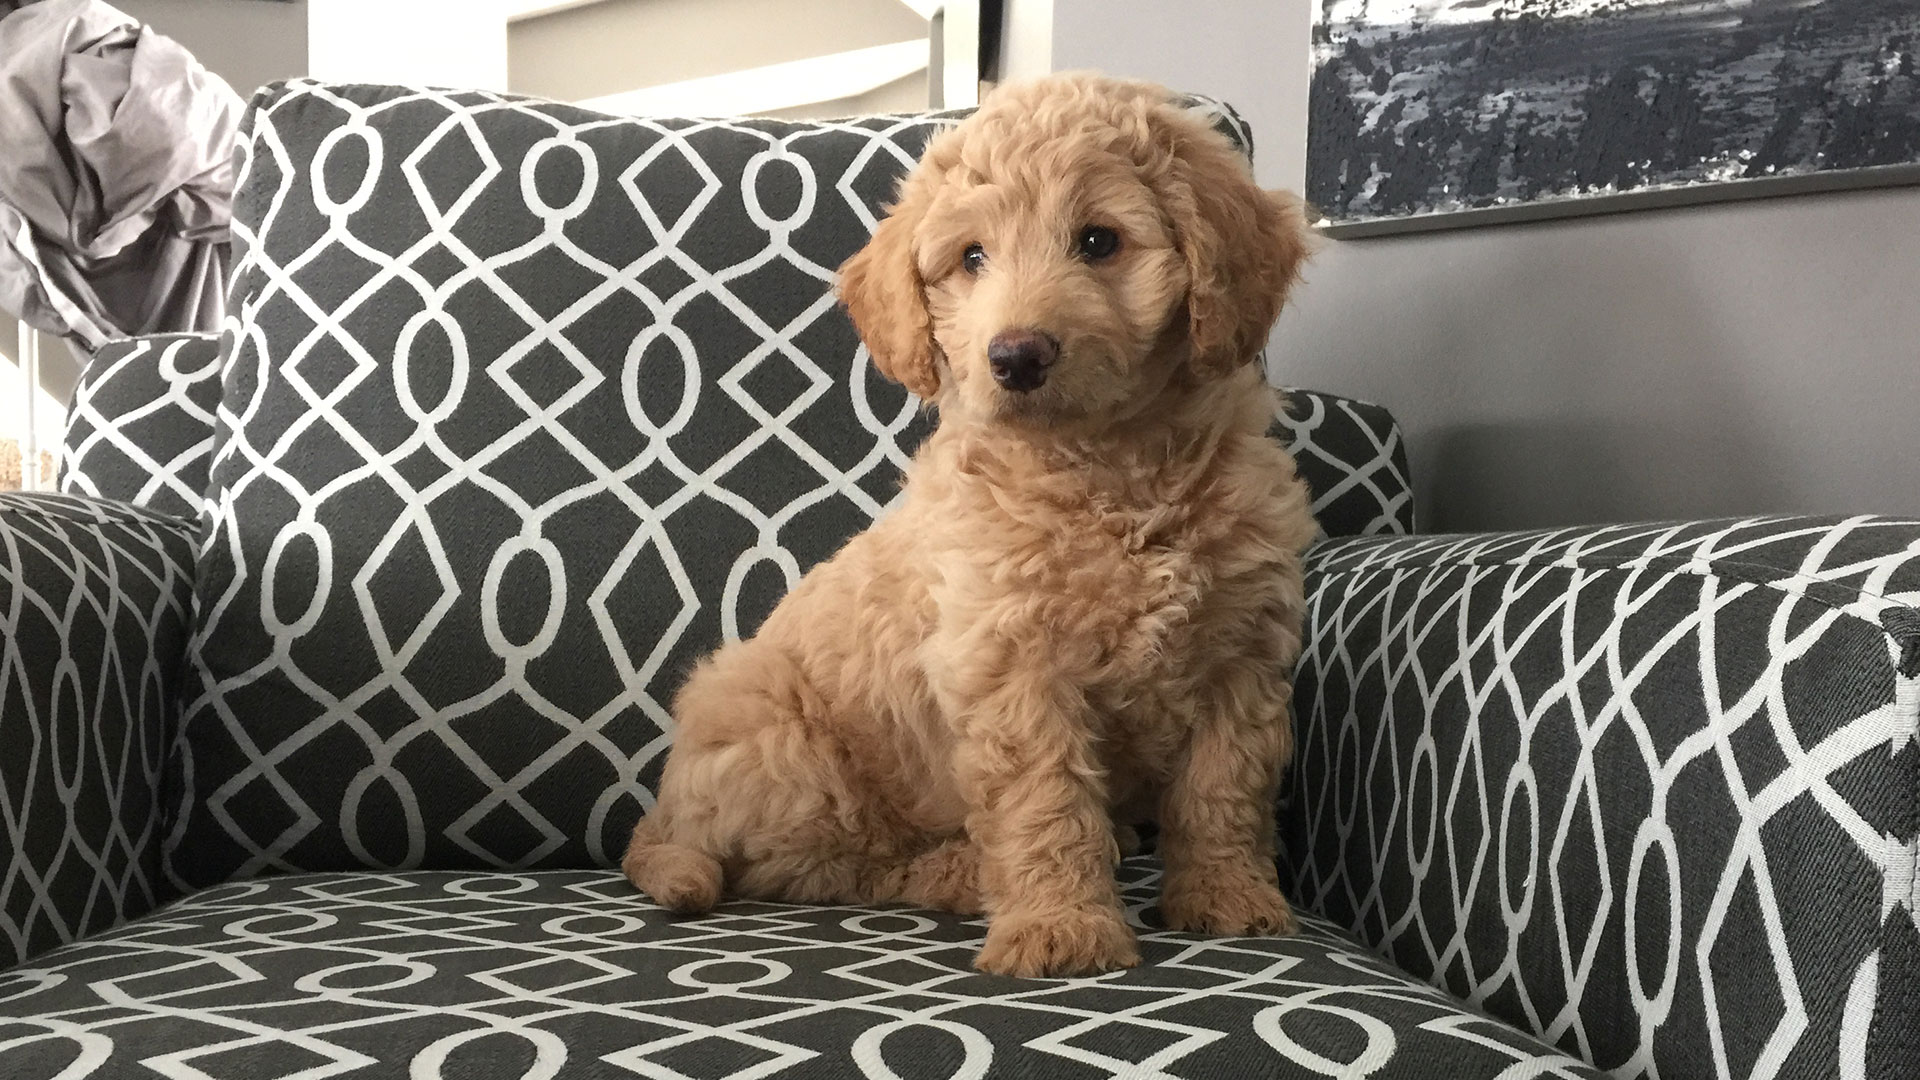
[921,431,1309,755]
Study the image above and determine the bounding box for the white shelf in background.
[577,39,929,118]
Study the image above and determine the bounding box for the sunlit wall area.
[0,318,75,493]
[508,0,959,119]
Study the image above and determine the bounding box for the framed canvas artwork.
[1307,0,1920,236]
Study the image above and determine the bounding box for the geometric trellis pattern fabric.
[59,333,225,522]
[168,82,962,890]
[45,110,1410,547]
[164,81,1394,892]
[55,357,1416,542]
[1273,389,1414,538]
[51,336,1412,555]
[1282,514,1920,1080]
[52,352,1414,547]
[0,858,1611,1079]
[0,492,197,971]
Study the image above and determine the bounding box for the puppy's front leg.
[955,671,1138,977]
[1157,671,1298,937]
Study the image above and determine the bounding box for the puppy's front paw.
[975,905,1139,977]
[1161,876,1298,936]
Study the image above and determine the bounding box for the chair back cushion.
[167,80,1406,888]
[1273,390,1413,537]
[60,332,224,520]
[56,328,1415,539]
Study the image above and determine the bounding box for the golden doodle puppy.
[625,72,1318,977]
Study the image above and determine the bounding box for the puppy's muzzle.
[987,329,1059,393]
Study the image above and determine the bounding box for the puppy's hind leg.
[625,642,914,911]
[623,812,723,915]
[886,835,984,915]
[623,642,788,914]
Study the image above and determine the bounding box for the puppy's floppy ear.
[1160,116,1312,379]
[838,172,941,399]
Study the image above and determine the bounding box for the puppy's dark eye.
[1076,226,1120,261]
[962,243,986,275]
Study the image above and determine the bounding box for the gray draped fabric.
[0,0,240,348]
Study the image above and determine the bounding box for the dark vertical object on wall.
[1308,0,1920,235]
[978,0,1004,81]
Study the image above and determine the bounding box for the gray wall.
[1051,0,1918,532]
[113,0,308,98]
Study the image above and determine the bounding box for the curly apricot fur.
[624,73,1317,977]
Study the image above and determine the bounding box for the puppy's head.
[838,73,1310,428]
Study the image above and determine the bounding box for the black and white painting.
[1308,0,1920,234]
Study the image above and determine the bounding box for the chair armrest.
[1282,515,1919,1080]
[0,492,196,970]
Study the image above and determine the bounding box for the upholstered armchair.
[3,80,1913,1079]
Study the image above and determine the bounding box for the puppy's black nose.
[987,329,1059,393]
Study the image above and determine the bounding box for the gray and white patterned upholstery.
[54,351,1414,541]
[1273,390,1413,538]
[43,98,1400,548]
[167,82,960,890]
[1284,514,1920,1080]
[0,492,196,971]
[59,333,224,521]
[163,81,1413,893]
[0,858,1606,1079]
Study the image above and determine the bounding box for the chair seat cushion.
[0,857,1603,1078]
